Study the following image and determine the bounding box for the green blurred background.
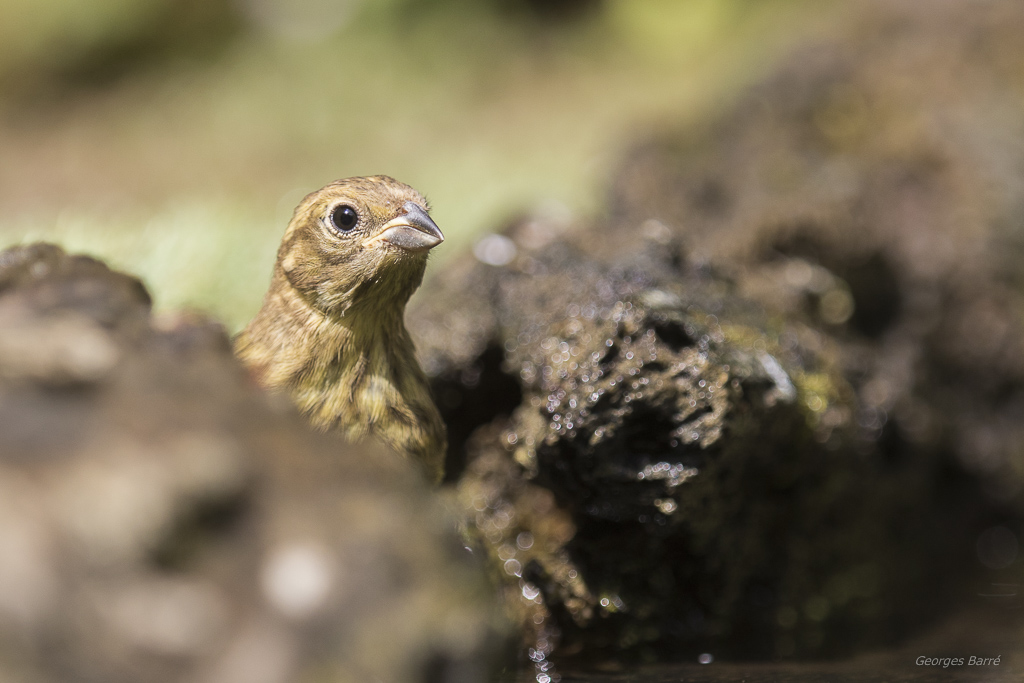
[0,0,827,331]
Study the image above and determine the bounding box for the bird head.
[274,175,444,317]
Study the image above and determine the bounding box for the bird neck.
[234,263,446,483]
[237,268,409,377]
[234,267,432,429]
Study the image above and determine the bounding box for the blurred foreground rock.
[411,0,1024,666]
[0,243,502,683]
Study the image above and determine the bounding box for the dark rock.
[411,219,974,664]
[0,243,503,683]
[608,0,1024,615]
[608,0,1024,513]
[409,0,1024,663]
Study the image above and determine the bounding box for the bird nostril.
[402,201,426,216]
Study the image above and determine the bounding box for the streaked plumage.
[235,176,447,483]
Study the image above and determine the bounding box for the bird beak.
[363,202,444,252]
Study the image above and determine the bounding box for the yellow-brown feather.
[234,176,447,483]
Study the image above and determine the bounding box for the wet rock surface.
[412,222,979,665]
[609,0,1024,518]
[609,0,1024,635]
[0,243,502,683]
[500,606,1024,682]
[410,0,1024,667]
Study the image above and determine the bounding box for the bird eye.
[330,204,358,232]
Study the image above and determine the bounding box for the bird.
[234,176,448,483]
